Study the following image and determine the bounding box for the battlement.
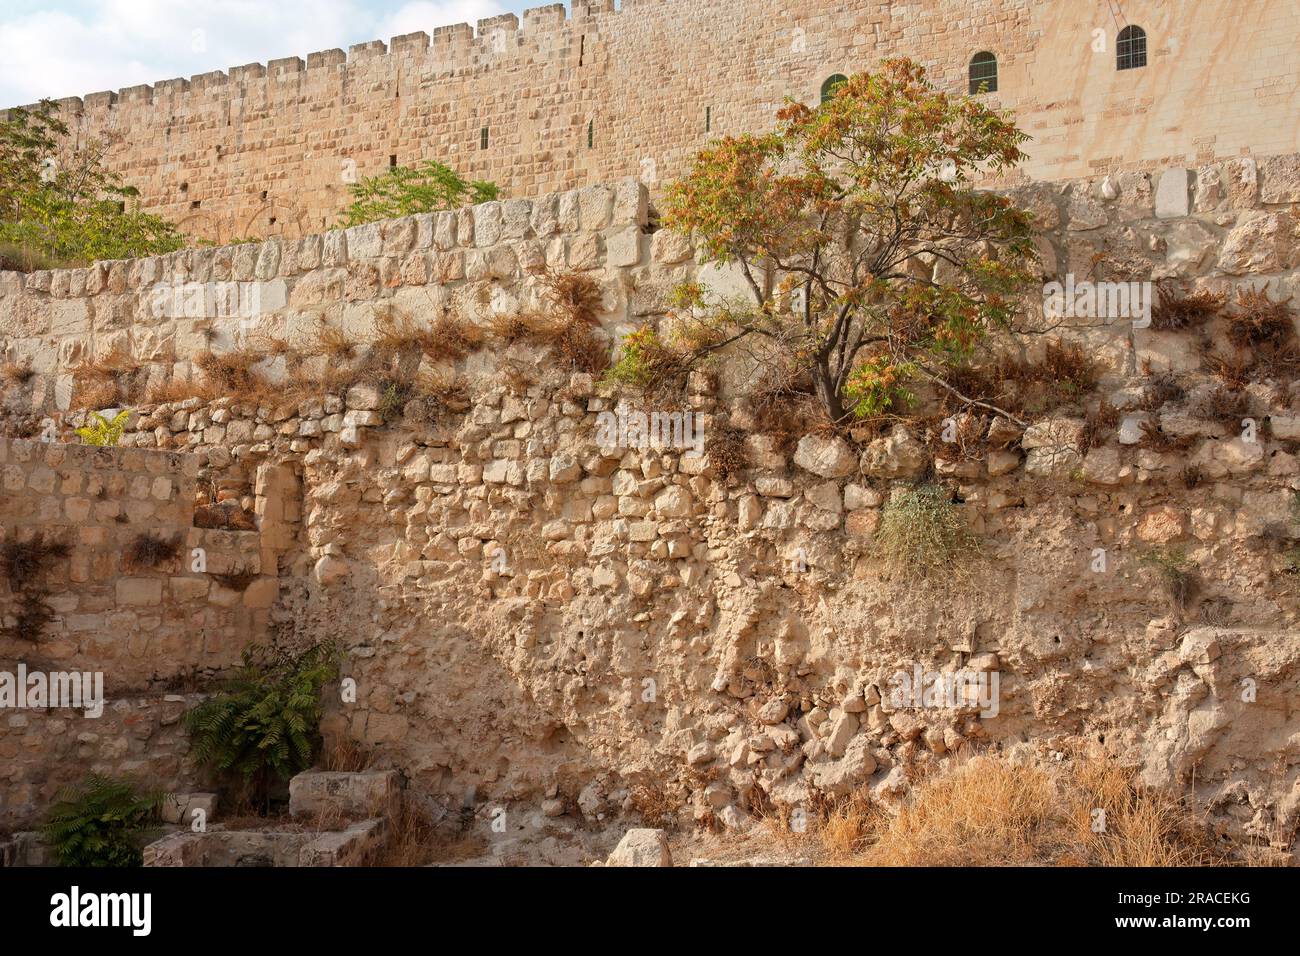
[2,3,612,118]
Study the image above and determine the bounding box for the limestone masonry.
[5,0,1298,243]
[3,154,1300,853]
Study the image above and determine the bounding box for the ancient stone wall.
[3,157,1300,844]
[6,0,1298,243]
[0,438,291,827]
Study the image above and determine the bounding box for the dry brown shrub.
[193,349,271,401]
[311,324,357,361]
[1150,281,1227,331]
[1225,288,1294,350]
[944,341,1099,419]
[746,369,823,452]
[1081,399,1120,454]
[421,314,485,363]
[123,532,180,571]
[211,567,258,591]
[708,423,749,482]
[143,377,210,405]
[1190,384,1252,430]
[0,359,35,387]
[628,785,683,828]
[1138,369,1186,411]
[1139,419,1194,452]
[193,501,257,531]
[492,270,610,376]
[70,348,142,410]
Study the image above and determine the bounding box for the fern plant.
[41,774,164,867]
[74,409,130,446]
[183,642,339,809]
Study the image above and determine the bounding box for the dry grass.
[707,423,749,483]
[210,567,258,591]
[143,377,208,405]
[193,501,257,531]
[320,737,370,773]
[193,349,271,400]
[0,359,35,387]
[1189,384,1252,430]
[123,532,180,571]
[1150,281,1226,332]
[70,348,142,410]
[944,341,1099,419]
[811,752,1227,867]
[491,270,610,376]
[1,531,71,643]
[0,531,71,585]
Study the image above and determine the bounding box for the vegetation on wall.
[875,484,979,578]
[183,642,339,810]
[616,58,1036,427]
[74,409,131,445]
[0,531,71,642]
[41,774,164,867]
[0,100,184,269]
[338,159,498,228]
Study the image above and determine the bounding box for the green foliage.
[338,159,498,227]
[41,774,163,867]
[74,409,131,445]
[662,59,1036,423]
[843,355,918,419]
[876,484,979,578]
[183,643,339,805]
[0,100,184,267]
[604,326,674,389]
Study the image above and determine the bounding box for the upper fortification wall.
[5,0,1299,244]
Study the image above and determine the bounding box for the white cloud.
[0,0,509,107]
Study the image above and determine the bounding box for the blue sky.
[0,1,550,106]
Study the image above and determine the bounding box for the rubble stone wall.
[0,439,289,827]
[2,157,1300,845]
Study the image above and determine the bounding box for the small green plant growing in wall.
[74,409,130,446]
[183,642,339,811]
[41,774,164,867]
[338,159,498,228]
[1139,547,1196,613]
[875,484,979,579]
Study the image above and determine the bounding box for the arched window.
[1117,25,1147,70]
[820,74,848,103]
[968,52,998,94]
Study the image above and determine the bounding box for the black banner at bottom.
[0,864,1280,942]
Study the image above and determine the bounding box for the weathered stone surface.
[860,427,927,478]
[606,828,672,867]
[793,434,857,478]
